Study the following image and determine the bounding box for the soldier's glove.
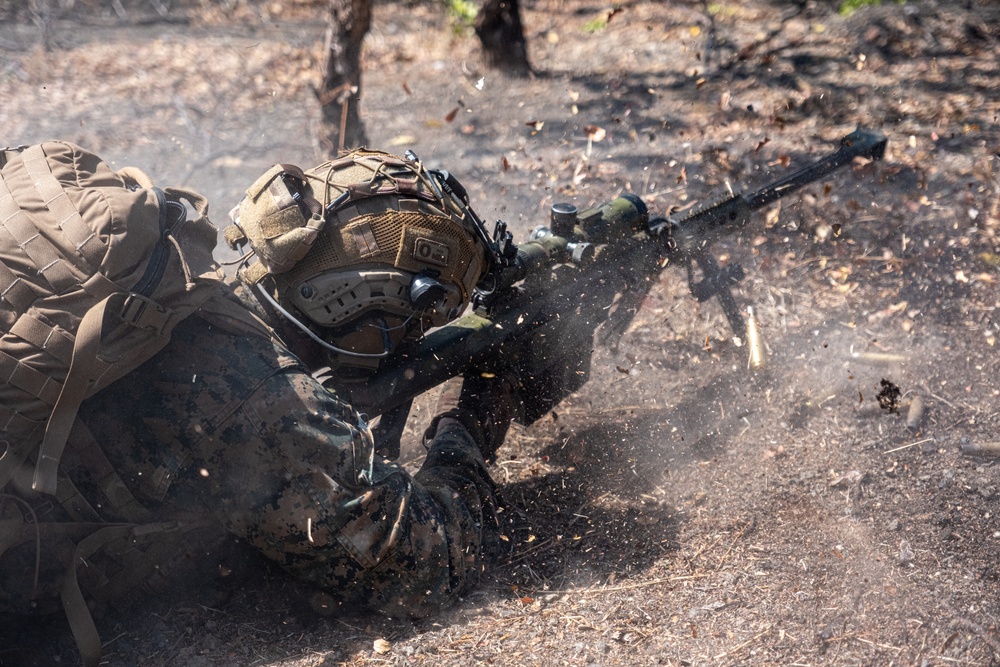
[425,371,524,461]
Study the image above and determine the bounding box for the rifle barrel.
[746,128,887,211]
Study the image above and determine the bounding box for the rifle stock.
[336,128,887,457]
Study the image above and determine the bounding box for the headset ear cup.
[409,275,447,310]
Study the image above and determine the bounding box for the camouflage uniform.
[0,289,499,618]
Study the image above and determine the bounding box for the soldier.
[0,148,522,664]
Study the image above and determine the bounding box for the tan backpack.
[0,140,223,496]
[0,141,224,665]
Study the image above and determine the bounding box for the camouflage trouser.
[55,312,499,618]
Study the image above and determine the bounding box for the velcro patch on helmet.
[350,223,380,257]
[396,223,476,293]
[412,237,450,267]
[236,165,327,274]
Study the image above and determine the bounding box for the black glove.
[425,371,524,461]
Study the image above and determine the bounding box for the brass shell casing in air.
[746,307,766,372]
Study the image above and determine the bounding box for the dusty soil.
[2,0,1000,665]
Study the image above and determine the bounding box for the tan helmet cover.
[227,149,489,358]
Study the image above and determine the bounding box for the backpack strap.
[0,347,62,405]
[60,421,153,523]
[60,524,137,667]
[117,165,155,190]
[0,259,36,313]
[60,518,213,667]
[33,292,152,496]
[195,291,275,340]
[29,186,178,496]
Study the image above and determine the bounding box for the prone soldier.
[0,147,527,665]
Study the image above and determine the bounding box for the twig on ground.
[883,437,934,454]
[713,625,772,660]
[542,574,710,596]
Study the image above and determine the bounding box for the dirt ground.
[2,0,1000,665]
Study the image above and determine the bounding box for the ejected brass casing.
[746,307,766,371]
[960,441,1000,458]
[905,394,925,432]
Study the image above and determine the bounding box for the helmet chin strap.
[255,283,391,359]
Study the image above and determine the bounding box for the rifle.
[337,128,888,458]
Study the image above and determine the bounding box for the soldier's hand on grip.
[428,371,524,461]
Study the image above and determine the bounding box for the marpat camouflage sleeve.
[209,368,499,617]
[77,313,499,618]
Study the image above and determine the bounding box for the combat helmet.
[226,149,498,377]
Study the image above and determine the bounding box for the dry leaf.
[388,135,416,147]
[764,201,781,228]
[445,107,459,123]
[754,137,770,154]
[401,81,412,95]
[501,155,510,172]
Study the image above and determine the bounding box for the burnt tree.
[318,0,372,154]
[475,0,531,77]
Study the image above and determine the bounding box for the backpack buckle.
[119,293,170,334]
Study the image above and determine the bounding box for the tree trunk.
[475,0,531,77]
[318,0,372,155]
[30,0,55,52]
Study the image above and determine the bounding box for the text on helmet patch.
[413,237,449,267]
